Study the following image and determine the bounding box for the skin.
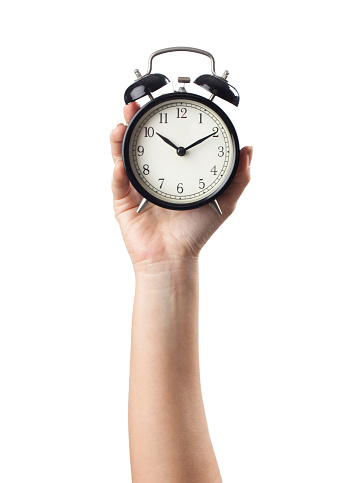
[110,101,252,482]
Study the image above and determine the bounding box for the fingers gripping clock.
[122,47,240,214]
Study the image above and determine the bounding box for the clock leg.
[209,199,222,215]
[136,198,149,214]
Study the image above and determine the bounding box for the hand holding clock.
[110,102,252,272]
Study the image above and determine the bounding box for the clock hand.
[156,132,178,150]
[184,131,216,151]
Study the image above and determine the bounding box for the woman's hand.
[110,102,252,271]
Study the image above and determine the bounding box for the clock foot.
[136,198,149,214]
[209,199,222,215]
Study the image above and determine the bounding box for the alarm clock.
[122,47,240,215]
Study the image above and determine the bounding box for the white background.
[0,1,357,482]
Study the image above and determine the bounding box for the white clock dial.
[127,98,235,205]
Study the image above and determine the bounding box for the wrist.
[133,257,199,288]
[133,255,198,274]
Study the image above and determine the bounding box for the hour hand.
[156,132,178,150]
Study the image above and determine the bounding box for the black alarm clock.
[122,47,240,215]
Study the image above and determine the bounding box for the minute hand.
[184,132,216,151]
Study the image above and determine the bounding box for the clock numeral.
[199,179,205,189]
[144,127,154,137]
[218,146,224,157]
[212,127,219,137]
[159,113,168,123]
[143,164,150,175]
[210,165,218,175]
[137,145,144,156]
[176,108,187,118]
[158,178,165,189]
[177,183,184,194]
[199,113,203,123]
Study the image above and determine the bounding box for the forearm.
[128,258,221,483]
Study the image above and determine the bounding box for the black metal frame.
[122,92,240,211]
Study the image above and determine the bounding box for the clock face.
[123,93,240,210]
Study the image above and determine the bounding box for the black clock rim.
[122,92,240,211]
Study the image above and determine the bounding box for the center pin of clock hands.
[156,131,216,157]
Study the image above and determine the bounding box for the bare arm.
[129,260,221,482]
[110,102,252,482]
